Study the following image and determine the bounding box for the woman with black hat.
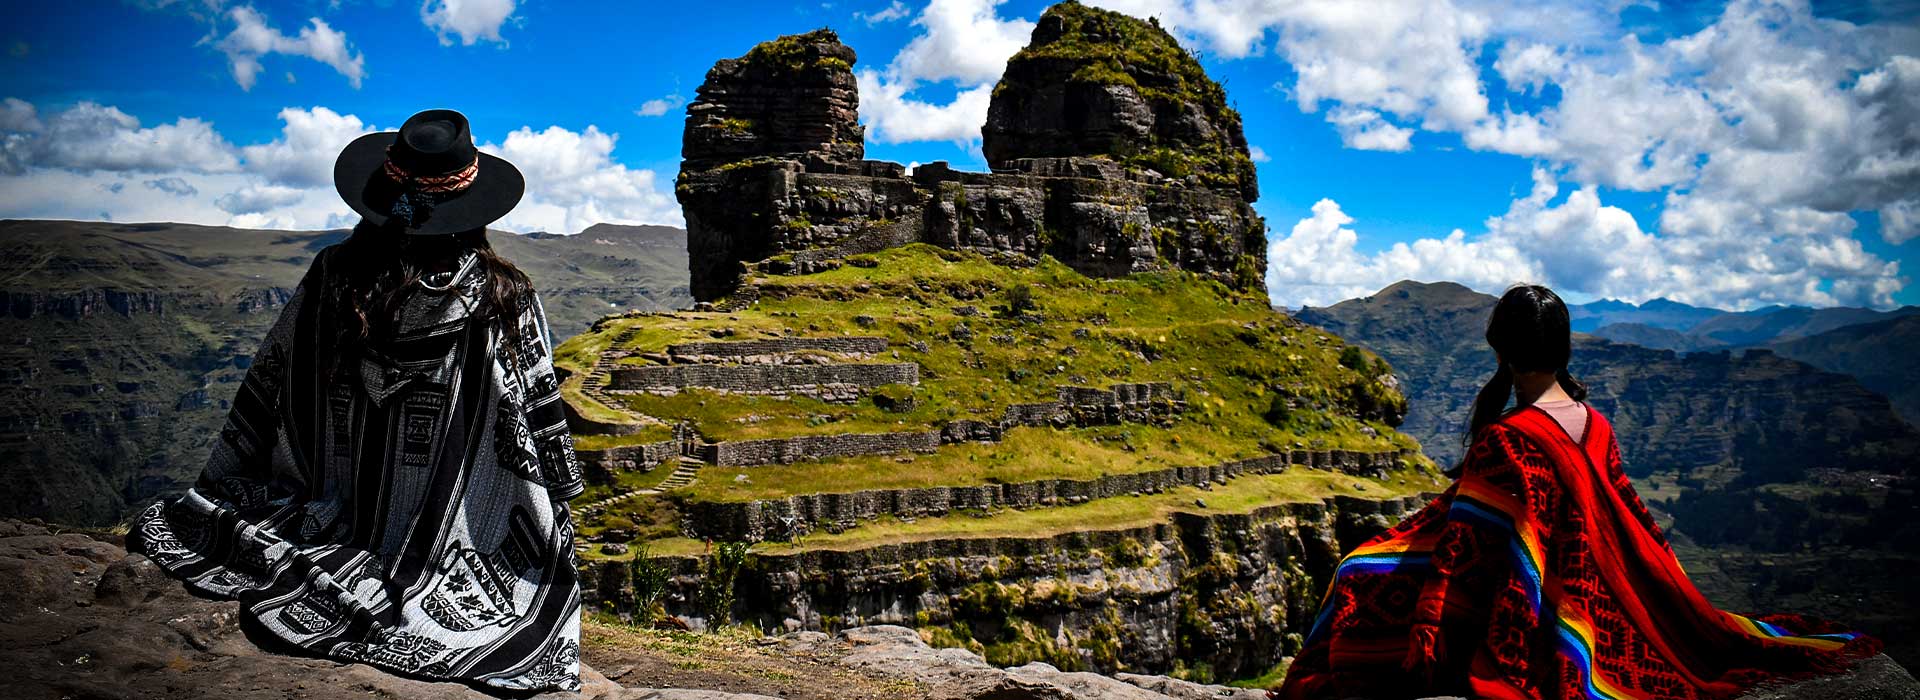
[129,109,586,692]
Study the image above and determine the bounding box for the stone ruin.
[676,11,1267,302]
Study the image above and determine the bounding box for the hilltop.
[557,5,1439,687]
[0,219,689,526]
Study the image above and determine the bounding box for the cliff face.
[983,2,1257,202]
[675,5,1265,303]
[592,495,1427,680]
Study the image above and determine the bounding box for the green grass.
[598,470,1436,560]
[557,243,1430,553]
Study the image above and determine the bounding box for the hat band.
[383,149,480,194]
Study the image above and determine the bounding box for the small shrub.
[629,543,671,622]
[1004,283,1037,314]
[698,541,752,624]
[1338,346,1368,372]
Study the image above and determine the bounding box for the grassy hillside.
[558,244,1436,557]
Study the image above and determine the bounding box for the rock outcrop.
[675,4,1266,303]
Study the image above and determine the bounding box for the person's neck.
[1512,369,1572,407]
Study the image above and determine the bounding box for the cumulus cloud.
[1268,169,1906,310]
[857,0,1033,146]
[239,107,376,187]
[0,101,240,175]
[0,98,680,233]
[481,124,683,233]
[1086,0,1915,308]
[216,6,365,90]
[422,0,518,46]
[857,73,994,144]
[1248,145,1269,163]
[634,94,685,118]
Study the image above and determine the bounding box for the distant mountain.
[1570,297,1723,333]
[1588,322,1728,353]
[0,219,689,525]
[1576,296,1920,351]
[1688,305,1920,347]
[1297,279,1918,480]
[1773,315,1920,425]
[1296,280,1920,662]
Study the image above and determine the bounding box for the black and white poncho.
[131,245,586,692]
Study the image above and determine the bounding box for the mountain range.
[0,219,689,526]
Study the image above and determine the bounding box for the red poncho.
[1276,405,1881,699]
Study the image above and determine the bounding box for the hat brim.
[333,131,525,236]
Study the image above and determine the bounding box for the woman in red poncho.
[1275,285,1882,700]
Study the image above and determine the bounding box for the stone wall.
[705,430,943,467]
[576,439,681,481]
[606,362,920,402]
[680,449,1411,541]
[588,493,1431,679]
[666,336,889,362]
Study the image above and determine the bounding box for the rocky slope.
[0,219,688,526]
[4,519,1912,699]
[1295,279,1920,666]
[1772,315,1920,425]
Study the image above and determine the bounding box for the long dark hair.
[323,220,532,370]
[1462,284,1589,451]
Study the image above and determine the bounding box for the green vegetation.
[698,541,752,623]
[557,243,1433,550]
[741,28,841,73]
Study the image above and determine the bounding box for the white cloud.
[887,0,1033,84]
[216,6,365,90]
[215,183,308,215]
[1326,107,1413,151]
[1248,145,1269,163]
[854,0,1032,146]
[481,124,683,234]
[0,98,681,234]
[857,1,911,24]
[635,94,685,118]
[1884,199,1920,245]
[1268,169,1906,310]
[857,72,993,144]
[239,107,376,187]
[421,0,518,46]
[1,101,240,175]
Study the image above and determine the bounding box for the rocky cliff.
[675,4,1265,303]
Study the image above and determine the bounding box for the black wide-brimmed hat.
[334,109,524,235]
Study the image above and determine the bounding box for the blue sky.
[1,0,1916,309]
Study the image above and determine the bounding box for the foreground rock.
[3,519,1911,699]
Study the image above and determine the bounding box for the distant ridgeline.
[0,220,689,526]
[558,2,1440,685]
[1297,280,1920,667]
[675,3,1265,303]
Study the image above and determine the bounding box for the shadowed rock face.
[681,28,865,171]
[983,1,1257,202]
[675,6,1266,303]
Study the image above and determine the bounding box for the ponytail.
[1462,363,1514,451]
[1556,368,1588,402]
